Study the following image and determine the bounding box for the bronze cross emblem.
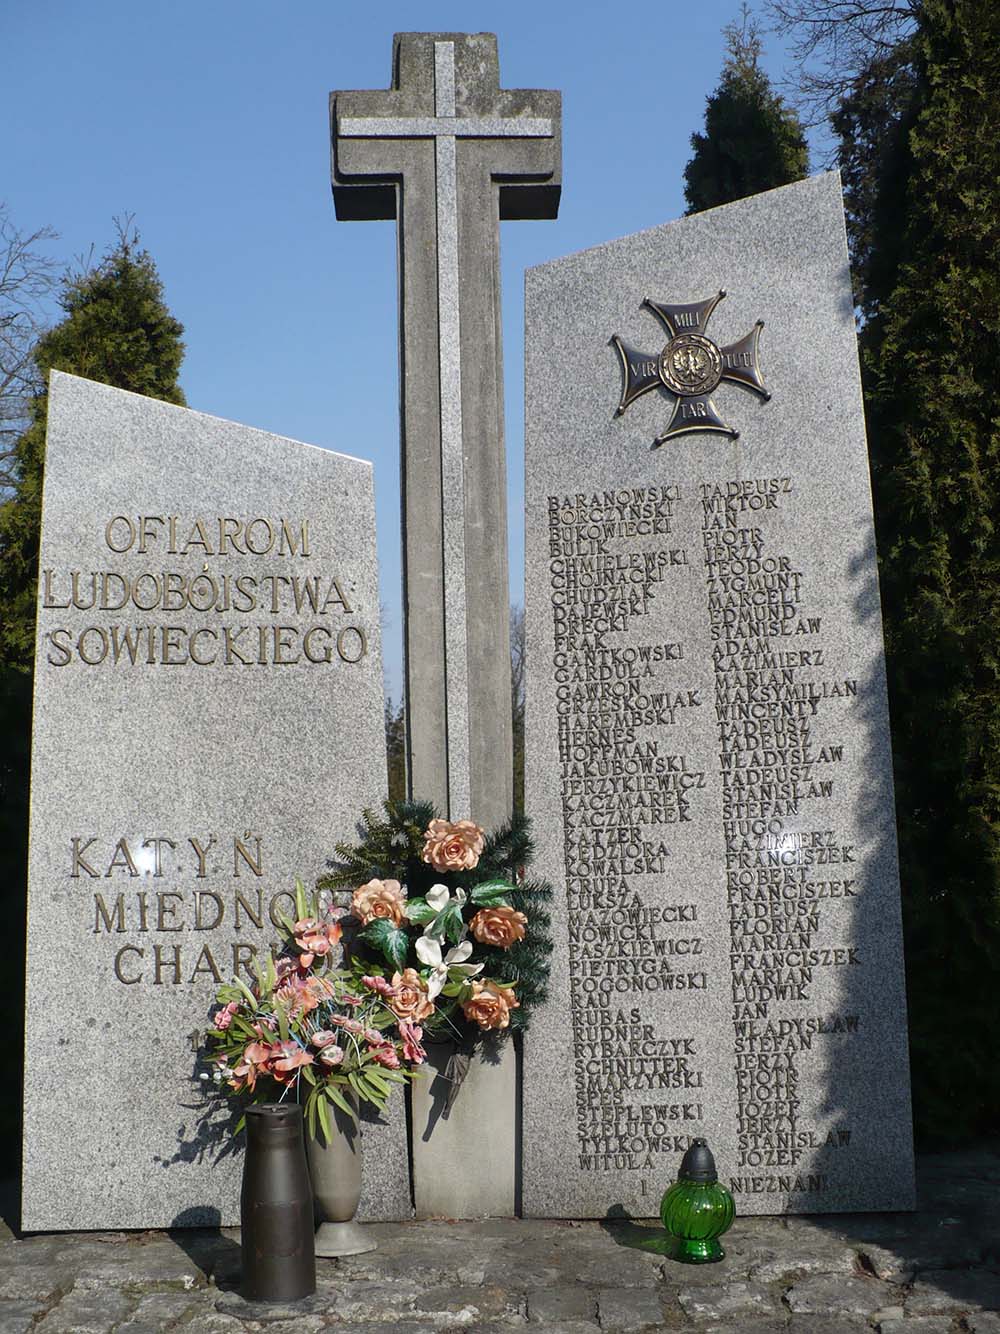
[612,290,770,446]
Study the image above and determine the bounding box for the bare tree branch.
[0,204,59,495]
[766,0,919,127]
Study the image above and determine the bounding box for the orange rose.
[421,818,485,873]
[461,980,519,1031]
[351,878,406,927]
[469,906,527,949]
[389,967,435,1023]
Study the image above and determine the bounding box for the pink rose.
[421,818,485,873]
[212,1001,239,1031]
[399,1020,426,1065]
[371,1046,401,1069]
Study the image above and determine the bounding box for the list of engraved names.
[546,477,861,1204]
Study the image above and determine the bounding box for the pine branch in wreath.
[316,800,554,1042]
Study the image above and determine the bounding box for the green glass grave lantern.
[660,1138,735,1263]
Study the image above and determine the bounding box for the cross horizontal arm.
[339,116,553,139]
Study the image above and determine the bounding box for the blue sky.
[2,1,828,698]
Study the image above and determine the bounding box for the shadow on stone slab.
[168,1208,241,1291]
[0,1177,20,1240]
[599,1205,673,1257]
[786,1150,1000,1315]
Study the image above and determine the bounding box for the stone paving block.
[414,1283,525,1325]
[34,1287,132,1333]
[596,1287,669,1333]
[877,1320,959,1334]
[111,1289,206,1333]
[784,1272,893,1318]
[0,1299,50,1334]
[526,1285,598,1324]
[0,1255,66,1304]
[53,1236,208,1290]
[748,1241,857,1284]
[677,1278,781,1323]
[905,1267,1000,1316]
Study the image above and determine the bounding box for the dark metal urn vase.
[241,1103,316,1302]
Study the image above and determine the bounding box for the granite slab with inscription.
[22,372,409,1230]
[521,174,915,1217]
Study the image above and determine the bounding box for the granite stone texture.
[331,31,562,1220]
[521,174,915,1217]
[331,31,561,832]
[22,373,408,1230]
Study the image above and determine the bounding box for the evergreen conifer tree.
[684,7,809,214]
[855,0,1000,1140]
[0,222,185,671]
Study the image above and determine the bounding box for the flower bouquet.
[317,801,553,1052]
[203,882,423,1144]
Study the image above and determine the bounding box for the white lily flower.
[426,882,467,911]
[416,936,483,999]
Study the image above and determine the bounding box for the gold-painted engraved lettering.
[273,626,300,664]
[105,516,136,552]
[46,629,72,666]
[42,570,71,608]
[100,573,129,610]
[106,837,140,877]
[303,626,332,663]
[245,518,274,555]
[71,837,100,878]
[114,945,143,984]
[188,836,217,878]
[336,625,367,663]
[181,518,213,556]
[235,888,264,930]
[321,578,352,615]
[232,942,258,979]
[78,627,108,664]
[138,516,165,553]
[193,891,224,929]
[234,836,263,878]
[70,571,98,610]
[153,944,182,985]
[94,892,126,933]
[269,891,297,928]
[161,625,188,665]
[137,890,149,931]
[189,944,222,983]
[257,625,267,665]
[157,892,184,931]
[142,837,176,877]
[279,519,310,557]
[189,628,218,665]
[223,626,253,665]
[233,576,256,613]
[132,574,160,611]
[219,517,246,554]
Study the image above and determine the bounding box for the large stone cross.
[331,32,561,826]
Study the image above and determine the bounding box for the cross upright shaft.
[331,32,561,827]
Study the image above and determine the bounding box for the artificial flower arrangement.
[318,801,553,1051]
[202,880,424,1144]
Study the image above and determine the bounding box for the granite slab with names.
[521,173,916,1218]
[22,372,408,1231]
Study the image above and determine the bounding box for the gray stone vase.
[306,1095,377,1257]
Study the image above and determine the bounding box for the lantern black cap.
[678,1138,718,1182]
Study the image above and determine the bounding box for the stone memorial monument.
[22,372,405,1230]
[522,174,916,1216]
[331,31,561,1216]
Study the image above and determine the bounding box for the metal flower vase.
[306,1093,376,1257]
[240,1103,316,1302]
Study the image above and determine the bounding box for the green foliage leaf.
[360,918,409,972]
[404,897,436,924]
[469,879,513,906]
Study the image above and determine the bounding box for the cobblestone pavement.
[1,1151,997,1333]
